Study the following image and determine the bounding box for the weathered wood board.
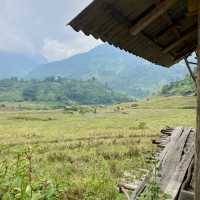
[129,127,195,200]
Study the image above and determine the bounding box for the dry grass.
[0,96,196,199]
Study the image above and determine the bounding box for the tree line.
[0,77,132,105]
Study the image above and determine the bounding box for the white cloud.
[41,33,102,61]
[0,0,102,59]
[41,36,102,61]
[0,30,35,54]
[41,39,77,61]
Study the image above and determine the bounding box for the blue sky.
[0,0,101,61]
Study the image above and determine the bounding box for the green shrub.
[0,147,63,200]
[138,122,148,130]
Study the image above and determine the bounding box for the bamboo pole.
[195,2,200,199]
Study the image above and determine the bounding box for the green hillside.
[28,45,191,98]
[0,45,194,99]
[159,71,196,96]
[0,78,131,105]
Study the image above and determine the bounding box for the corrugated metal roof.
[68,0,197,67]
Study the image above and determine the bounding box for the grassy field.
[0,96,196,199]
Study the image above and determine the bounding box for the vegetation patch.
[0,96,196,199]
[159,69,196,97]
[0,78,131,106]
[0,147,64,200]
[8,116,55,121]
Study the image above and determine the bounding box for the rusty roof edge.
[67,0,96,27]
[66,24,176,68]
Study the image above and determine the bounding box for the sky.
[0,0,102,61]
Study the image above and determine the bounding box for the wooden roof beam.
[129,0,178,36]
[155,24,179,41]
[164,14,181,38]
[188,0,198,15]
[162,29,197,54]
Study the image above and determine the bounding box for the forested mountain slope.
[28,44,190,98]
[0,78,131,105]
[159,71,196,96]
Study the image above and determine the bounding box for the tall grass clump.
[138,155,170,200]
[83,156,121,200]
[0,147,63,200]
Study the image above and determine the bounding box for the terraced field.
[0,96,196,199]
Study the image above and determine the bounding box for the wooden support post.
[195,3,200,200]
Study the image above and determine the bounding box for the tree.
[22,86,38,101]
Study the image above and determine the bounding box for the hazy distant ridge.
[0,51,46,79]
[0,45,190,98]
[27,45,189,97]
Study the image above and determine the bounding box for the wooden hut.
[68,0,200,199]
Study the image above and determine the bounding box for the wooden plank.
[161,128,194,198]
[118,183,137,191]
[162,29,197,54]
[179,190,194,200]
[164,150,194,199]
[120,187,131,200]
[161,128,191,174]
[130,0,178,36]
[179,160,194,200]
[159,127,183,163]
[128,128,195,200]
[131,175,150,200]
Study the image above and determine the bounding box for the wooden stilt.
[195,3,200,200]
[184,57,197,88]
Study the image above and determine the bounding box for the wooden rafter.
[158,24,177,38]
[129,0,178,36]
[162,29,197,54]
[153,12,183,45]
[100,1,173,60]
[188,0,198,15]
[164,14,181,38]
[161,14,196,62]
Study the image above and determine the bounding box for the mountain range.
[0,51,46,79]
[0,44,191,98]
